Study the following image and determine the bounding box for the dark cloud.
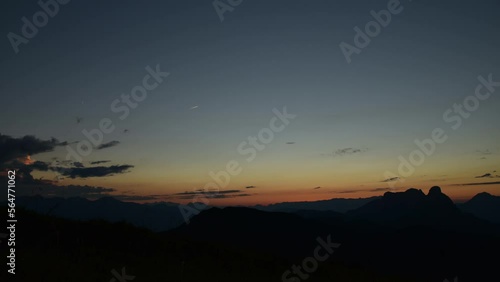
[335,187,394,194]
[174,189,251,199]
[245,185,256,189]
[0,133,66,165]
[313,186,321,190]
[0,159,56,186]
[323,147,367,157]
[24,160,130,180]
[175,189,241,196]
[475,173,500,179]
[382,177,400,182]
[335,148,364,156]
[0,175,116,199]
[90,160,111,165]
[0,133,135,200]
[454,181,500,186]
[30,161,50,171]
[177,193,251,199]
[286,142,296,145]
[58,165,134,179]
[334,189,357,194]
[97,140,120,150]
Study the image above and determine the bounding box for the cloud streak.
[90,160,111,165]
[382,177,400,182]
[475,173,500,179]
[97,140,120,150]
[173,189,251,199]
[58,165,134,179]
[322,147,367,158]
[454,181,500,186]
[334,187,394,194]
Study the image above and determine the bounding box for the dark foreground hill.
[5,187,500,281]
[2,207,416,282]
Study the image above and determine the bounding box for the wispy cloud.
[175,189,241,196]
[90,160,111,165]
[59,165,134,179]
[97,140,120,150]
[453,181,500,186]
[334,187,394,194]
[173,189,251,199]
[382,177,400,182]
[322,147,367,157]
[475,173,500,179]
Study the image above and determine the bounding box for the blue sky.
[1,0,499,204]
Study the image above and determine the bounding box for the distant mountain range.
[458,192,500,224]
[14,188,500,231]
[252,196,380,213]
[15,195,185,231]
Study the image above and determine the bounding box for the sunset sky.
[1,0,499,205]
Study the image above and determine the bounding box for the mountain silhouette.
[16,195,185,231]
[345,186,477,228]
[459,192,500,224]
[253,196,379,213]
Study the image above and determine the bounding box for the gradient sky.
[1,0,499,205]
